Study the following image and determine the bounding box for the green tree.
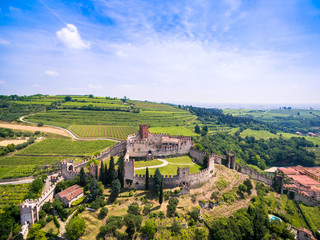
[98,207,109,219]
[65,216,86,240]
[27,223,47,240]
[79,167,85,187]
[126,220,135,239]
[64,96,72,102]
[243,179,253,194]
[146,167,149,190]
[100,163,104,184]
[88,178,99,202]
[159,178,163,205]
[154,168,162,195]
[142,219,157,239]
[108,157,115,184]
[110,179,121,200]
[238,184,247,193]
[170,221,182,235]
[104,162,108,185]
[128,202,140,215]
[195,125,201,134]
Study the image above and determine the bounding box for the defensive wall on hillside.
[20,176,63,239]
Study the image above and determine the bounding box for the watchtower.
[139,124,149,140]
[227,152,236,170]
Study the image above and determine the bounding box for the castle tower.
[139,124,149,140]
[227,152,236,170]
[90,163,100,179]
[20,201,38,226]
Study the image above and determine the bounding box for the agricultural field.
[240,129,279,139]
[149,126,198,136]
[0,184,30,208]
[0,155,65,166]
[0,165,37,179]
[68,125,138,140]
[25,109,195,128]
[17,138,115,156]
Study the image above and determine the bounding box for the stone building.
[55,185,84,207]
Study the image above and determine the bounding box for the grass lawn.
[240,129,279,139]
[17,138,115,156]
[165,156,194,164]
[149,126,199,136]
[78,210,105,239]
[42,220,59,235]
[134,159,163,168]
[135,162,203,176]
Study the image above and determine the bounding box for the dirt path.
[59,208,78,237]
[0,177,34,185]
[0,122,70,137]
[135,159,169,170]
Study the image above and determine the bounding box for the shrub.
[98,207,109,219]
[37,122,44,127]
[141,219,157,239]
[53,216,60,228]
[89,200,100,210]
[127,202,140,215]
[46,215,53,223]
[65,216,86,240]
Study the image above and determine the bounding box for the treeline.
[188,107,277,132]
[0,100,46,121]
[0,138,35,156]
[207,183,295,240]
[197,133,316,169]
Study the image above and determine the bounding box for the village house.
[55,185,83,207]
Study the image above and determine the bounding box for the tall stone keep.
[139,124,149,140]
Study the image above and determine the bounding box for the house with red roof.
[55,185,84,207]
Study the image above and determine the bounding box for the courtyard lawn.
[135,162,203,176]
[134,159,163,168]
[165,156,194,164]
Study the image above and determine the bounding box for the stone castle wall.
[235,163,274,186]
[124,153,215,189]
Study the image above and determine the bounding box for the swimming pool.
[268,215,282,222]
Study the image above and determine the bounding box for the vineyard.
[0,184,30,208]
[25,109,195,128]
[0,156,64,166]
[17,138,115,155]
[68,125,138,140]
[0,165,37,179]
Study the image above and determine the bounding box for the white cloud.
[88,84,102,90]
[44,70,59,76]
[56,24,90,49]
[0,39,10,45]
[0,80,6,84]
[119,84,135,89]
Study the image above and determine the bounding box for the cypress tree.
[146,167,149,190]
[79,167,85,186]
[117,168,124,188]
[104,162,108,185]
[159,178,163,205]
[100,163,104,184]
[108,156,115,184]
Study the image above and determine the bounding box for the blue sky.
[0,0,320,104]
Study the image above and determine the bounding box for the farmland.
[25,109,195,128]
[0,165,37,179]
[149,126,198,136]
[68,125,138,140]
[0,184,30,208]
[17,138,115,156]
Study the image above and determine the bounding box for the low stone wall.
[235,163,274,186]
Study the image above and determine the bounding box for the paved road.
[0,178,34,185]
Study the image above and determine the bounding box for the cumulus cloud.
[0,39,10,45]
[56,24,90,49]
[44,70,59,76]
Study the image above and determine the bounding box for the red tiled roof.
[64,188,83,201]
[278,167,300,175]
[57,185,80,198]
[289,175,320,186]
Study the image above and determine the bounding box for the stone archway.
[68,165,73,171]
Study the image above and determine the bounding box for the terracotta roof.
[298,227,317,240]
[64,188,83,201]
[278,167,300,175]
[57,185,80,198]
[289,175,320,187]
